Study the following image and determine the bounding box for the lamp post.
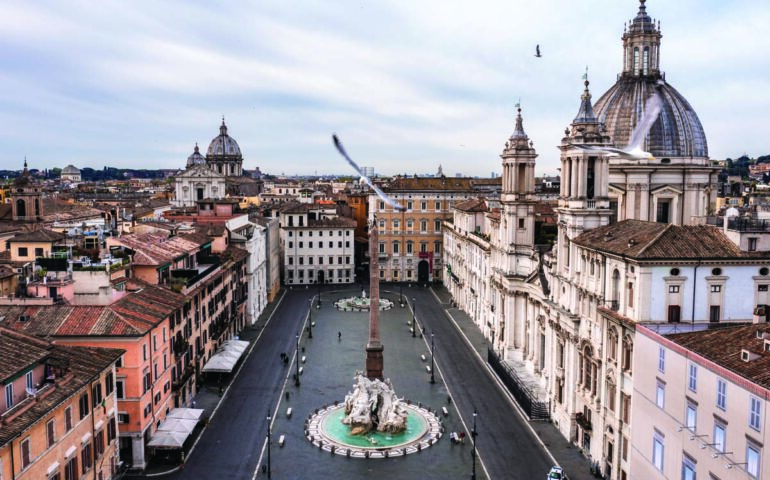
[308,299,313,339]
[317,277,322,307]
[295,333,300,387]
[471,408,478,480]
[266,411,272,479]
[412,297,417,338]
[430,331,435,384]
[399,284,403,307]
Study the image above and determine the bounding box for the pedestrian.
[338,331,342,341]
[191,400,196,408]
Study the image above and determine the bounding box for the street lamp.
[317,278,322,307]
[307,299,313,339]
[412,297,417,338]
[430,331,435,384]
[266,411,272,479]
[295,333,300,387]
[399,284,403,307]
[471,408,478,480]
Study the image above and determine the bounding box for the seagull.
[332,134,406,211]
[571,81,664,160]
[535,45,542,58]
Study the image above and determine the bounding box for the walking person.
[338,331,342,341]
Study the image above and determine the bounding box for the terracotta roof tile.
[666,324,770,390]
[572,219,770,260]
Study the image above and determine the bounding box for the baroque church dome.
[186,143,206,166]
[206,119,242,159]
[593,0,708,158]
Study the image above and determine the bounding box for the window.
[106,373,113,396]
[420,220,427,231]
[749,237,758,252]
[92,383,103,408]
[393,243,400,254]
[107,417,117,443]
[710,284,722,293]
[118,413,129,424]
[406,242,413,254]
[18,247,28,257]
[379,201,384,210]
[658,347,665,373]
[143,344,147,361]
[407,201,413,210]
[81,442,92,474]
[95,430,105,458]
[621,394,631,423]
[143,371,151,394]
[685,401,697,432]
[47,419,56,448]
[749,396,761,431]
[35,247,44,257]
[65,406,73,431]
[518,218,525,229]
[21,438,31,469]
[655,380,665,408]
[288,257,293,265]
[746,442,761,477]
[713,421,726,452]
[65,457,78,480]
[79,392,90,419]
[681,454,696,480]
[434,220,441,231]
[435,201,441,210]
[652,432,664,471]
[669,285,680,293]
[760,285,769,292]
[688,364,697,392]
[4,384,12,409]
[716,379,726,410]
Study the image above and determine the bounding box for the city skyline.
[1,0,767,177]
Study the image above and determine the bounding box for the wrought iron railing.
[488,349,550,420]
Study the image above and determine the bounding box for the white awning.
[65,445,77,458]
[94,420,104,431]
[201,339,250,373]
[167,408,204,421]
[158,417,197,435]
[81,432,92,444]
[147,430,188,449]
[47,461,60,475]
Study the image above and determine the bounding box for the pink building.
[633,324,770,479]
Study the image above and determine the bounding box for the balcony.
[575,412,592,432]
[172,365,195,391]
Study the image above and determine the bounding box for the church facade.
[444,3,769,479]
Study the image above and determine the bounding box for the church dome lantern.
[593,0,708,159]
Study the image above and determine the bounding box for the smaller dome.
[186,143,206,166]
[206,119,242,159]
[62,164,80,174]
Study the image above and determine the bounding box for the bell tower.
[11,159,44,224]
[499,107,538,276]
[557,81,615,263]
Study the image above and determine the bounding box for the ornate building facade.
[445,2,763,479]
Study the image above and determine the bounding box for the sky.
[1,0,768,178]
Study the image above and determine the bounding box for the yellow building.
[374,176,496,283]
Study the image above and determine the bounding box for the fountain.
[305,219,441,457]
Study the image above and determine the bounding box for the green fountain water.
[320,405,428,449]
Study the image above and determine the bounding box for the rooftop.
[572,219,770,260]
[0,328,123,448]
[665,323,770,391]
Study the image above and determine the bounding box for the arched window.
[622,336,634,372]
[633,47,640,75]
[34,199,40,217]
[611,269,621,307]
[643,47,650,75]
[15,199,26,218]
[392,241,400,254]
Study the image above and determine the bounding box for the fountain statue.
[342,372,408,435]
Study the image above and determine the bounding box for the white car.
[547,466,564,480]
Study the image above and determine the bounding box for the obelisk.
[365,219,384,380]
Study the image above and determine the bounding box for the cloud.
[0,0,767,176]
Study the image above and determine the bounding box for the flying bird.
[571,82,664,160]
[535,45,542,58]
[332,135,406,211]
